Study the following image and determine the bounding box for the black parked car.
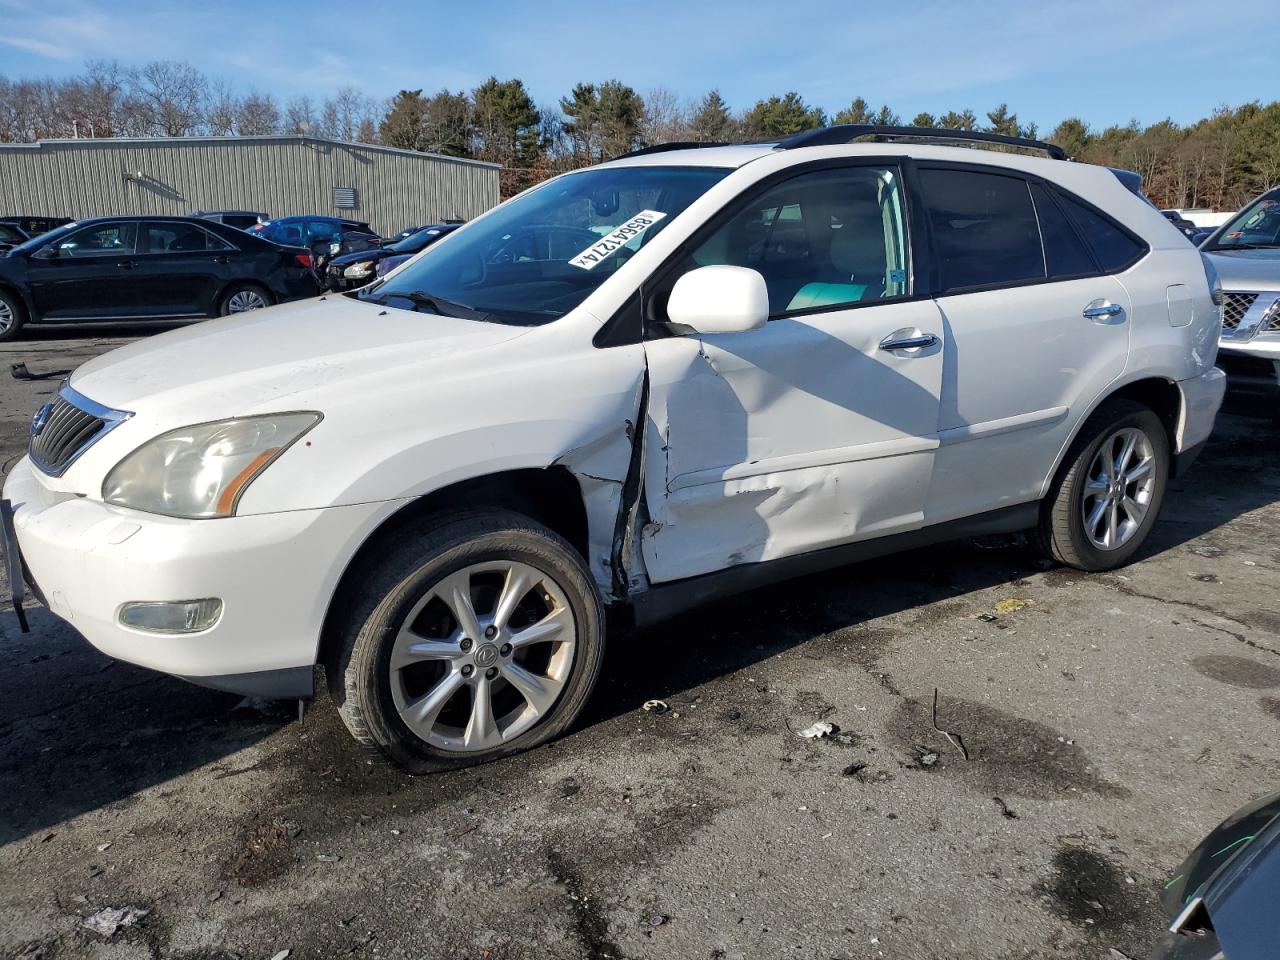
[192,209,269,230]
[0,216,319,342]
[325,222,461,290]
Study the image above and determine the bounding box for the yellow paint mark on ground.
[993,598,1034,615]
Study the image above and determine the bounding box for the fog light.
[119,599,223,634]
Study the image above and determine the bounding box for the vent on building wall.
[334,187,357,209]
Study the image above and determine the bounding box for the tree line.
[2,59,1277,209]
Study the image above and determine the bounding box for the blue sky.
[0,0,1275,131]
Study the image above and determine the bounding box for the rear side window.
[1054,192,1146,272]
[1030,183,1096,278]
[917,168,1043,292]
[145,222,214,253]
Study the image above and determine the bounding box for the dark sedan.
[325,223,462,290]
[0,216,319,341]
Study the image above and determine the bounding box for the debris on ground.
[842,762,868,781]
[918,752,939,767]
[1189,573,1219,583]
[95,841,112,852]
[1108,950,1137,960]
[269,951,292,960]
[316,854,341,863]
[796,721,837,740]
[992,797,1019,820]
[82,905,149,937]
[930,688,970,760]
[1190,545,1224,558]
[649,914,668,927]
[975,613,999,623]
[993,598,1034,615]
[642,699,670,714]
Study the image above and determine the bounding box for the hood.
[1203,248,1280,290]
[331,248,388,266]
[70,296,531,417]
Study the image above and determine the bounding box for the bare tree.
[125,60,207,136]
[284,95,316,135]
[236,92,280,136]
[204,76,237,135]
[640,86,691,145]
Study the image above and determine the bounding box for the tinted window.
[1055,193,1146,271]
[308,220,341,242]
[262,221,305,246]
[918,168,1043,292]
[686,165,910,315]
[55,222,136,257]
[145,222,212,253]
[1030,183,1096,278]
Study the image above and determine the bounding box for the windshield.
[1206,191,1280,250]
[360,165,730,325]
[388,227,443,254]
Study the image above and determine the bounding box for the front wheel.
[1035,399,1170,571]
[0,288,25,342]
[326,510,605,772]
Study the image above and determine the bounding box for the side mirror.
[667,265,769,335]
[31,246,59,260]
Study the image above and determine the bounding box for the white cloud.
[0,34,73,60]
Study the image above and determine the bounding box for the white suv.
[1,127,1225,772]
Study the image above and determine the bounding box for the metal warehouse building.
[0,135,500,235]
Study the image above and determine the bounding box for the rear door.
[137,221,233,317]
[918,165,1135,524]
[25,221,139,319]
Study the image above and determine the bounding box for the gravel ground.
[2,327,1279,960]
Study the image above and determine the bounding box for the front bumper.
[2,456,389,697]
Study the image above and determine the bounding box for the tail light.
[294,253,313,268]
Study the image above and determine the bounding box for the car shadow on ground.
[12,321,189,343]
[0,608,288,846]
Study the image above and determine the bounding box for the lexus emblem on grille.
[29,402,52,438]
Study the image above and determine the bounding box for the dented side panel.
[640,301,947,584]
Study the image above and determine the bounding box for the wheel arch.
[0,279,34,321]
[315,465,591,671]
[1041,375,1183,495]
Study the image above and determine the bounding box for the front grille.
[29,393,109,475]
[1222,293,1257,329]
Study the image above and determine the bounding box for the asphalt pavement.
[2,326,1279,960]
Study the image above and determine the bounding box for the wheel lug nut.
[485,667,498,679]
[461,664,474,677]
[499,643,512,657]
[484,626,497,639]
[460,638,472,651]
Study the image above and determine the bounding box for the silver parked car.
[1201,187,1280,385]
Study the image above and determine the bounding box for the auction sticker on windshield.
[568,210,667,270]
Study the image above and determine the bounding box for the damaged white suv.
[2,126,1225,771]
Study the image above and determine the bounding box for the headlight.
[344,261,375,278]
[329,242,341,255]
[102,413,321,518]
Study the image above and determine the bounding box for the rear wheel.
[219,284,272,316]
[326,509,605,772]
[1035,399,1169,571]
[0,289,25,342]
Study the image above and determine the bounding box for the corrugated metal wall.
[0,136,501,235]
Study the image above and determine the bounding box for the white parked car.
[1200,186,1280,386]
[1,126,1225,772]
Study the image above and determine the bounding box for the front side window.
[918,168,1043,292]
[307,220,341,242]
[55,223,136,257]
[364,165,730,326]
[685,165,910,315]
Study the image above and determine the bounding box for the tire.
[0,288,25,342]
[325,509,606,773]
[218,283,273,316]
[1035,399,1169,571]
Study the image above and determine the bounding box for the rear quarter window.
[1054,191,1147,272]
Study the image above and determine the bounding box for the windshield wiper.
[364,289,496,323]
[1211,242,1280,251]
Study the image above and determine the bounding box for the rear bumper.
[3,455,389,698]
[1176,366,1226,457]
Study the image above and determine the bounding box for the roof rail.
[613,140,729,160]
[775,125,1068,161]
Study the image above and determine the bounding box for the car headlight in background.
[102,413,321,518]
[329,241,341,255]
[344,260,375,278]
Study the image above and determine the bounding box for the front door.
[640,162,945,583]
[25,221,139,319]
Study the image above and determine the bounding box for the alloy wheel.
[388,560,577,752]
[0,299,13,334]
[1081,426,1157,550]
[227,289,267,313]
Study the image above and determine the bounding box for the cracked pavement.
[2,329,1279,960]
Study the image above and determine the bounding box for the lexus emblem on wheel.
[29,402,52,438]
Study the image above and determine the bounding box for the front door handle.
[879,332,939,352]
[116,260,136,269]
[1083,302,1124,320]
[212,255,229,264]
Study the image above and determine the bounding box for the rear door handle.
[1083,302,1124,320]
[116,260,137,269]
[212,255,229,264]
[879,332,939,352]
